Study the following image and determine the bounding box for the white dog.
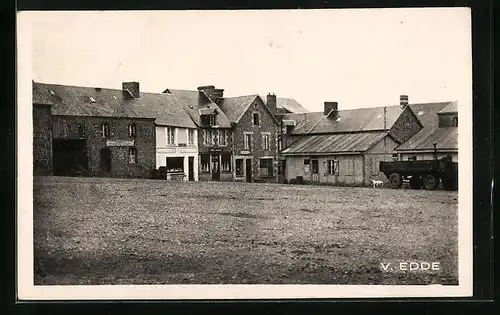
[371,179,385,188]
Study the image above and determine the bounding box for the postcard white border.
[17,9,473,300]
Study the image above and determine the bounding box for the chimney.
[324,101,338,116]
[400,94,409,107]
[267,93,277,114]
[197,85,216,101]
[122,82,140,98]
[213,88,224,100]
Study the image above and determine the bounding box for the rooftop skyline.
[23,8,471,112]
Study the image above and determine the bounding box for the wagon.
[379,151,458,191]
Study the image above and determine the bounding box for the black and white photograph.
[17,8,473,299]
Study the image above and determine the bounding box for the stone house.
[281,95,427,186]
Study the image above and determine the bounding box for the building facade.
[281,96,427,186]
[218,93,281,183]
[51,115,156,178]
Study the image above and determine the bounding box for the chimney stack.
[197,85,216,101]
[122,82,140,98]
[400,94,409,107]
[324,101,338,116]
[267,93,277,114]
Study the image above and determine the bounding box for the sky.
[24,8,471,112]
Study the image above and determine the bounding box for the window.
[177,128,187,146]
[128,147,137,164]
[101,123,110,138]
[188,129,195,145]
[77,123,85,137]
[209,114,217,126]
[262,133,270,151]
[304,158,310,173]
[244,133,253,151]
[201,154,210,172]
[128,123,137,137]
[219,130,229,146]
[259,158,273,177]
[235,159,244,176]
[407,156,417,161]
[166,157,184,172]
[392,153,399,161]
[221,154,231,172]
[326,160,339,175]
[452,116,458,127]
[167,127,175,145]
[253,113,260,125]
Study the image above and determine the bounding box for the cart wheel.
[409,176,423,189]
[423,174,439,190]
[389,173,402,189]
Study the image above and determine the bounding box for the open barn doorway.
[52,139,88,176]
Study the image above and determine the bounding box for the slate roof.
[408,102,452,129]
[282,105,404,135]
[260,96,309,114]
[33,82,197,128]
[438,101,458,114]
[217,94,261,123]
[396,127,458,151]
[167,89,232,128]
[281,131,389,155]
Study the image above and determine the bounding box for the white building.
[156,125,198,181]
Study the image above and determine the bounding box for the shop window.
[259,158,273,177]
[235,159,244,176]
[221,154,231,172]
[166,157,184,173]
[128,123,137,138]
[128,147,137,164]
[101,123,110,138]
[201,155,210,173]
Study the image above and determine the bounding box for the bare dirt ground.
[33,176,458,285]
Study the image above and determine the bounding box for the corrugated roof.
[168,89,232,128]
[396,127,458,151]
[438,101,458,114]
[217,94,260,123]
[282,131,388,155]
[33,82,197,128]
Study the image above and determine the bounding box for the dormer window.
[128,123,137,137]
[209,114,217,126]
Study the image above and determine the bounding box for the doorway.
[52,139,88,176]
[245,159,252,182]
[188,157,195,181]
[311,159,319,182]
[100,147,112,174]
[211,154,220,181]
